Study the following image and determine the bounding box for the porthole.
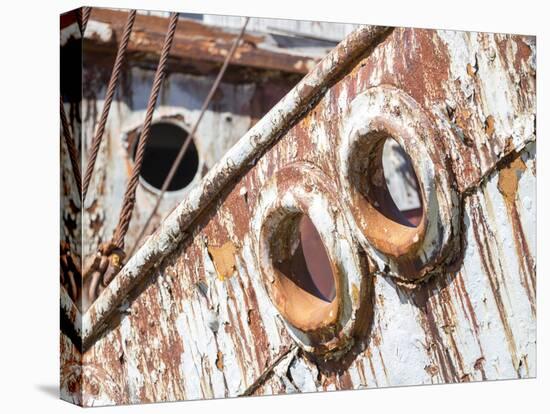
[338,85,459,281]
[253,163,372,357]
[347,129,427,257]
[270,213,338,330]
[132,121,199,192]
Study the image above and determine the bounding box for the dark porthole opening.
[133,122,199,192]
[273,214,336,303]
[357,134,423,228]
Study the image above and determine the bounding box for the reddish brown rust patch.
[216,351,224,370]
[497,155,536,314]
[207,241,238,281]
[498,156,526,200]
[485,115,496,137]
[466,63,476,77]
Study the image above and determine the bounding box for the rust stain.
[497,155,536,315]
[207,241,238,281]
[485,115,496,137]
[469,198,521,375]
[216,351,224,370]
[498,156,526,200]
[474,356,487,380]
[409,282,459,383]
[466,62,476,77]
[425,364,439,377]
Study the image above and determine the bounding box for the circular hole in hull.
[348,130,426,258]
[273,214,336,303]
[133,122,199,192]
[268,212,339,332]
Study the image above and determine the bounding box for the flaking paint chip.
[207,241,238,281]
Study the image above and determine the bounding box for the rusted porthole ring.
[338,85,459,282]
[252,162,372,357]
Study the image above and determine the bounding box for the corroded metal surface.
[61,16,536,407]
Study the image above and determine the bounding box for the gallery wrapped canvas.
[60,6,536,407]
